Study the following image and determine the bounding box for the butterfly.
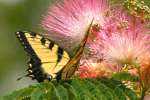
[16,21,93,82]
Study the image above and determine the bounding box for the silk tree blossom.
[78,8,150,79]
[78,60,113,78]
[99,33,150,66]
[97,9,150,69]
[42,0,150,86]
[78,65,106,78]
[91,8,150,90]
[42,0,108,52]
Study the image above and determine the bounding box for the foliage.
[124,0,150,19]
[2,78,138,100]
[112,72,139,82]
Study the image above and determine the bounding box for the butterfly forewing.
[16,31,70,82]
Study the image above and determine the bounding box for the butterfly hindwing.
[56,20,93,80]
[16,31,70,82]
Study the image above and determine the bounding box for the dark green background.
[0,0,150,96]
[0,0,53,96]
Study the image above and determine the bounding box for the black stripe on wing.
[57,47,64,63]
[16,31,52,82]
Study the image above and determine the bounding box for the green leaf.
[63,83,78,100]
[89,78,119,100]
[100,78,138,100]
[46,82,60,100]
[3,85,36,100]
[112,72,139,82]
[54,83,69,100]
[30,87,43,100]
[98,78,129,100]
[70,79,93,100]
[3,78,138,100]
[83,79,107,100]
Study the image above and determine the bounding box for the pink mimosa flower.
[42,0,108,51]
[78,8,150,78]
[82,8,150,65]
[97,10,150,69]
[78,65,106,78]
[95,9,150,90]
[42,0,150,82]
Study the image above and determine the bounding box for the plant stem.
[140,88,146,100]
[137,67,146,100]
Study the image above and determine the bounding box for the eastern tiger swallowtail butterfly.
[16,21,93,82]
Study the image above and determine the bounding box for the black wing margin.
[16,31,69,82]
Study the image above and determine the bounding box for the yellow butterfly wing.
[16,31,70,82]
